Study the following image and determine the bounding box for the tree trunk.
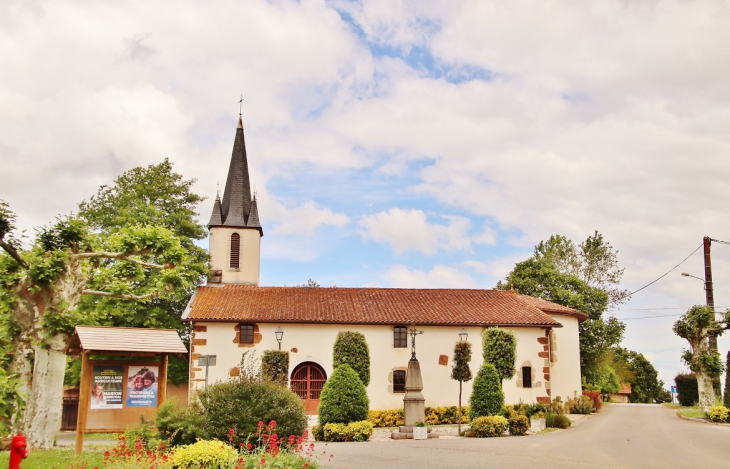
[458,381,462,435]
[21,333,69,449]
[697,370,716,414]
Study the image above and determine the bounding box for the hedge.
[470,415,508,437]
[368,406,471,427]
[675,373,699,407]
[333,331,371,386]
[469,363,504,419]
[318,364,369,425]
[262,350,289,385]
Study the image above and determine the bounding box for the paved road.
[324,404,730,469]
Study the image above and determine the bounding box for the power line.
[628,243,703,296]
[614,306,729,312]
[620,313,683,320]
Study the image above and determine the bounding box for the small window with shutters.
[522,366,532,388]
[394,326,407,348]
[393,370,406,393]
[239,324,254,344]
[230,233,240,269]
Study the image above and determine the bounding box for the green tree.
[450,341,472,434]
[533,231,629,308]
[77,160,208,383]
[296,278,321,287]
[318,364,369,425]
[261,350,289,385]
[673,305,729,412]
[497,242,626,386]
[613,348,661,403]
[0,200,197,448]
[332,331,370,387]
[481,328,517,384]
[469,363,504,419]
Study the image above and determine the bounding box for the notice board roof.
[66,326,188,355]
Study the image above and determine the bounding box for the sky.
[2,0,730,389]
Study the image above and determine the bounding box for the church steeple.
[209,117,262,235]
[206,115,262,286]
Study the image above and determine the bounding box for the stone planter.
[530,418,546,433]
[413,426,428,440]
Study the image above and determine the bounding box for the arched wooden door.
[290,362,327,415]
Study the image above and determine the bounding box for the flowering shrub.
[322,421,374,442]
[470,415,509,437]
[708,405,729,423]
[170,439,239,468]
[582,390,602,411]
[507,415,529,436]
[368,406,472,427]
[567,395,594,414]
[368,409,405,427]
[65,421,322,469]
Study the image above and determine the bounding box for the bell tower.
[207,116,263,285]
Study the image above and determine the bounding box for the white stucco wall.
[208,227,260,285]
[546,314,583,402]
[190,321,582,410]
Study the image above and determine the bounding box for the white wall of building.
[190,321,583,410]
[546,314,583,402]
[208,227,260,285]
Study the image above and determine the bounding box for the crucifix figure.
[409,325,423,361]
[238,94,244,116]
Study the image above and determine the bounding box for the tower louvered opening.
[230,233,240,269]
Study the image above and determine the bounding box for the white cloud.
[267,199,349,235]
[383,264,477,288]
[358,208,472,255]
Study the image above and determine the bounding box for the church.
[182,117,586,413]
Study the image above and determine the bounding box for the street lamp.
[681,272,704,282]
[459,328,468,342]
[275,326,284,350]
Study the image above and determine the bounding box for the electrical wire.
[710,238,730,245]
[620,314,683,320]
[627,243,703,296]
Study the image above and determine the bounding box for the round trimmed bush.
[333,331,371,386]
[170,440,238,468]
[469,363,504,419]
[196,378,307,447]
[470,415,508,437]
[508,415,529,436]
[318,364,369,425]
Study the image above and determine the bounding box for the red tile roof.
[182,286,586,327]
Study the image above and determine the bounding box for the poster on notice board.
[126,365,159,407]
[90,366,124,409]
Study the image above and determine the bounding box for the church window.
[393,370,406,393]
[522,366,532,388]
[239,324,254,344]
[230,233,240,269]
[394,326,407,348]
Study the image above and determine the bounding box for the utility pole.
[703,236,716,352]
[703,236,721,397]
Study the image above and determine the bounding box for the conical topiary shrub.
[469,363,504,419]
[333,331,371,387]
[318,364,369,425]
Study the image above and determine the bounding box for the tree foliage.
[332,331,371,387]
[496,232,627,386]
[318,364,369,426]
[261,350,289,385]
[673,305,730,412]
[76,160,208,383]
[0,194,198,447]
[481,328,517,383]
[451,341,473,383]
[613,348,661,403]
[469,363,504,419]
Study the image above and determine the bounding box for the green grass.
[662,402,707,419]
[0,448,104,468]
[537,428,560,434]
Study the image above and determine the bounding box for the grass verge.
[662,402,706,419]
[0,448,104,468]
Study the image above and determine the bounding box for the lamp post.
[275,327,284,351]
[459,328,468,342]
